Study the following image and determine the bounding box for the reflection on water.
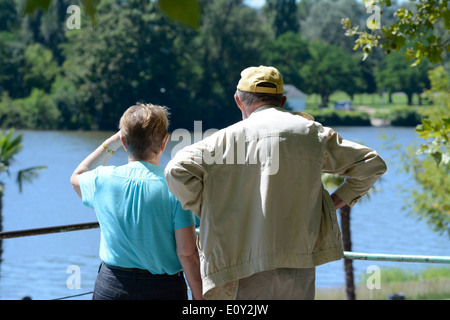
[0,128,448,300]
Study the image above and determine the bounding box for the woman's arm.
[175,225,204,300]
[70,131,123,198]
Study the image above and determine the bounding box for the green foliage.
[0,34,24,98]
[262,32,310,89]
[23,0,52,14]
[63,0,192,129]
[21,88,60,129]
[189,0,269,129]
[158,0,200,29]
[22,43,60,94]
[375,51,432,105]
[0,129,23,172]
[343,0,449,65]
[0,88,60,130]
[306,109,371,126]
[0,0,438,131]
[388,106,422,126]
[264,0,299,38]
[24,0,202,28]
[402,67,450,236]
[0,0,18,31]
[303,0,366,54]
[0,91,26,128]
[358,266,450,284]
[301,41,364,107]
[416,66,450,165]
[50,75,83,129]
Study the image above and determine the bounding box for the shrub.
[305,108,371,126]
[388,106,422,126]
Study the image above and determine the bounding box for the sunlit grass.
[305,91,423,109]
[316,266,450,300]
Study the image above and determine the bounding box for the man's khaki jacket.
[165,106,387,299]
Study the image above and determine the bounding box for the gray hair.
[236,89,284,108]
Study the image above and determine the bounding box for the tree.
[185,0,268,129]
[264,0,299,38]
[0,0,18,32]
[22,43,60,94]
[0,34,25,99]
[262,32,310,90]
[302,0,366,54]
[19,0,74,63]
[63,0,193,130]
[301,41,363,107]
[375,51,432,105]
[322,171,382,300]
[0,129,46,263]
[322,174,355,300]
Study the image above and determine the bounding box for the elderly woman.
[70,103,202,300]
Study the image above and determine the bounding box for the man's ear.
[234,92,245,112]
[280,96,287,109]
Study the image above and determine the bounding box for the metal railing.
[1,221,449,264]
[0,222,449,300]
[0,221,100,240]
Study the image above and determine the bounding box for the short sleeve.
[78,168,100,209]
[173,200,196,230]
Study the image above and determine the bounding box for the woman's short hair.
[119,103,169,160]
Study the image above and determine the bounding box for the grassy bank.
[305,91,424,109]
[316,266,450,300]
[302,91,424,126]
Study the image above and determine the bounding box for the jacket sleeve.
[321,127,387,207]
[164,143,207,217]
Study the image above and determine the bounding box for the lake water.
[0,127,448,300]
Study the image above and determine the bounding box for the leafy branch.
[23,0,201,29]
[342,0,450,65]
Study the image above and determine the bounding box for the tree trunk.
[340,205,356,300]
[320,94,329,108]
[407,93,413,105]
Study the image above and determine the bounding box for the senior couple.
[71,66,387,300]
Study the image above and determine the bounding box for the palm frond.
[0,129,23,170]
[16,166,47,193]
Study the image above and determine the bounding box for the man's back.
[166,106,388,299]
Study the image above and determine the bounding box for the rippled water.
[0,127,448,300]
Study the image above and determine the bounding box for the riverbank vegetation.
[316,266,450,300]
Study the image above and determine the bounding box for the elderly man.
[165,66,387,300]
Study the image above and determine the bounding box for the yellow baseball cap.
[237,66,283,94]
